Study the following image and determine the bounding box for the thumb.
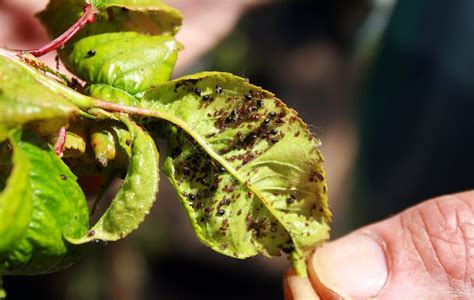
[286,191,474,299]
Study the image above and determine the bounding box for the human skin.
[285,191,474,299]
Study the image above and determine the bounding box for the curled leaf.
[67,118,159,243]
[0,132,32,262]
[141,72,331,276]
[1,131,89,275]
[39,0,182,98]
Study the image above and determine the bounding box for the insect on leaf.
[141,72,332,276]
[39,0,183,100]
[0,49,79,135]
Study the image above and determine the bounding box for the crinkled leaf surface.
[39,0,182,99]
[141,72,331,275]
[0,132,32,262]
[0,50,78,133]
[68,118,159,243]
[2,131,89,275]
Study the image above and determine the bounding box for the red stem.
[21,3,97,57]
[54,127,67,157]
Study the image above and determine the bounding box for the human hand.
[284,191,473,299]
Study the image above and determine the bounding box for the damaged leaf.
[141,72,331,275]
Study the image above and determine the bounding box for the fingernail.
[311,234,388,299]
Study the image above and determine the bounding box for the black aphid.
[256,99,264,108]
[263,118,270,125]
[270,129,278,135]
[269,111,276,117]
[287,194,296,204]
[202,95,210,101]
[194,88,202,96]
[244,133,257,144]
[215,85,223,94]
[188,194,196,201]
[244,93,253,101]
[125,139,132,146]
[220,166,226,172]
[60,174,67,180]
[281,244,295,254]
[216,209,225,216]
[86,50,96,57]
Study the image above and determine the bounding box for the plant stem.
[54,127,67,157]
[20,3,97,57]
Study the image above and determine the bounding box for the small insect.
[256,99,264,108]
[269,111,276,117]
[216,209,225,216]
[202,95,211,101]
[215,85,223,94]
[60,174,67,180]
[244,93,253,101]
[194,88,202,96]
[86,50,96,57]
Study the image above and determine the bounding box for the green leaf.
[70,33,182,96]
[0,50,79,134]
[2,130,89,275]
[38,0,182,98]
[141,72,331,276]
[0,132,33,261]
[68,118,159,243]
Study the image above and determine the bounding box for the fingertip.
[284,268,320,300]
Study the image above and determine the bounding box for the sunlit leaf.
[141,72,331,275]
[0,50,78,134]
[39,0,182,98]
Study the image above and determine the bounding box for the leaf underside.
[141,72,331,275]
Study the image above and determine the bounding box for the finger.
[284,269,320,300]
[308,191,474,299]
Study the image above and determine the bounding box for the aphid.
[202,95,211,101]
[256,99,264,108]
[87,230,96,237]
[270,129,278,135]
[244,133,257,144]
[86,50,96,57]
[287,194,296,204]
[219,166,226,172]
[216,209,225,216]
[60,174,67,180]
[125,139,132,146]
[269,111,276,117]
[281,244,295,254]
[263,118,270,125]
[194,88,202,96]
[244,93,253,101]
[215,85,223,94]
[188,193,196,201]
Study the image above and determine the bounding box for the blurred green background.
[3,0,474,299]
